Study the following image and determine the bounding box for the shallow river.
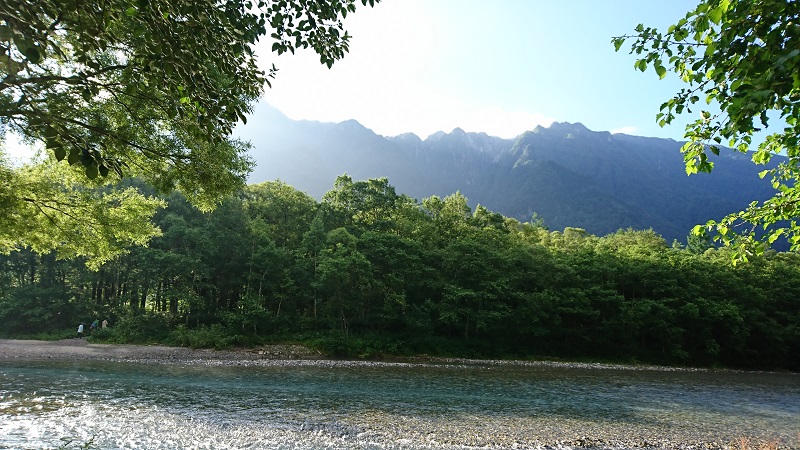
[0,359,798,449]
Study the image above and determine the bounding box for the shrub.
[302,332,410,359]
[108,311,174,344]
[17,329,76,341]
[168,324,244,349]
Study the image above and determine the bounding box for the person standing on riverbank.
[77,323,84,339]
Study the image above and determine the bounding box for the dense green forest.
[2,176,798,371]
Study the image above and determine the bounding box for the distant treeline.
[1,176,798,370]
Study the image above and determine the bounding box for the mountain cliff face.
[237,104,777,243]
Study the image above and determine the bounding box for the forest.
[1,176,798,371]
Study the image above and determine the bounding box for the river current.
[0,359,798,449]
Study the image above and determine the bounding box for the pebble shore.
[1,339,797,450]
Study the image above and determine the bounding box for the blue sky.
[255,0,701,140]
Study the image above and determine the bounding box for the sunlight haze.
[254,0,699,139]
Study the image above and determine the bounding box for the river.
[1,359,798,449]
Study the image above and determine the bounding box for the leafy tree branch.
[614,0,800,260]
[1,0,378,264]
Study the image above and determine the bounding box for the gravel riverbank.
[0,338,322,363]
[0,338,719,369]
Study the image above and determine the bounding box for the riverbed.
[0,340,798,449]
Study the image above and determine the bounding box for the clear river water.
[0,359,798,449]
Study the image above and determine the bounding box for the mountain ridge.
[236,104,778,243]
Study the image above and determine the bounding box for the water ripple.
[1,360,798,449]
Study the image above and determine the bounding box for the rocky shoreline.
[0,338,724,374]
[0,338,323,363]
[0,338,719,369]
[1,339,797,450]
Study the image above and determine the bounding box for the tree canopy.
[614,0,800,260]
[2,175,798,370]
[0,0,377,265]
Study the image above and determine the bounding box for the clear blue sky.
[255,0,701,140]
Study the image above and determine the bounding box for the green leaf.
[708,6,724,24]
[23,46,41,64]
[126,7,137,16]
[85,164,99,180]
[53,147,67,161]
[43,126,59,138]
[0,25,12,42]
[68,148,81,165]
[655,65,667,79]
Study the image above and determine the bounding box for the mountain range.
[236,103,778,244]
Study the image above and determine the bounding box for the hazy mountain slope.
[236,104,426,198]
[478,158,665,234]
[472,122,775,240]
[385,128,514,203]
[236,104,778,243]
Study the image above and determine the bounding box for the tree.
[322,175,411,232]
[614,0,800,260]
[359,231,432,332]
[243,180,317,248]
[420,192,473,247]
[301,211,328,323]
[0,162,163,268]
[315,227,372,335]
[439,235,512,340]
[1,0,377,262]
